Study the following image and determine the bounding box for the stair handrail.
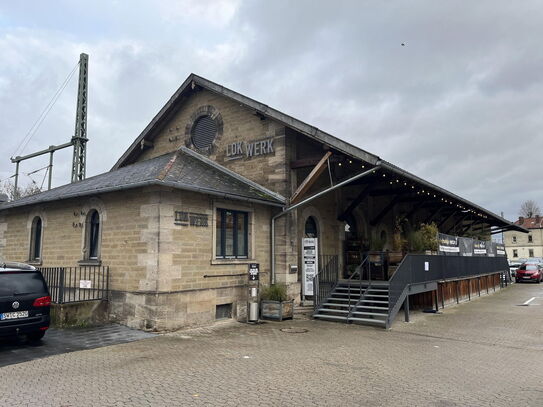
[313,254,339,313]
[384,254,412,329]
[347,255,370,317]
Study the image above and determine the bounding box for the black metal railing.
[38,266,110,304]
[347,255,370,317]
[386,254,509,328]
[313,255,339,312]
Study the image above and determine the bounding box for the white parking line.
[522,297,536,305]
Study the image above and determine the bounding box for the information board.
[302,238,318,297]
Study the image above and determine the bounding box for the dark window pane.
[31,217,42,260]
[0,272,47,296]
[216,209,223,257]
[89,211,100,259]
[237,213,247,257]
[224,211,234,257]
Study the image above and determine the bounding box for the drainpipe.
[270,163,381,284]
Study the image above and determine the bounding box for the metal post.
[468,278,471,301]
[478,277,481,297]
[14,161,20,193]
[404,296,410,322]
[434,290,439,312]
[440,284,444,308]
[48,150,54,190]
[71,53,89,183]
[456,280,459,304]
[58,267,65,304]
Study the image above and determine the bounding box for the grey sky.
[0,1,541,221]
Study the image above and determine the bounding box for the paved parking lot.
[0,283,542,406]
[0,324,155,368]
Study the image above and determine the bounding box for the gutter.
[270,163,381,284]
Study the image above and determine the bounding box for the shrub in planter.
[260,284,293,321]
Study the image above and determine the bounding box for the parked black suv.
[0,261,50,341]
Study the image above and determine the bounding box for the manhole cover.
[280,328,308,334]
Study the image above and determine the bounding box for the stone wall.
[0,186,272,331]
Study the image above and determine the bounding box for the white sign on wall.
[80,280,92,289]
[302,238,318,297]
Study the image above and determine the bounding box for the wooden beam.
[338,184,372,221]
[438,210,458,228]
[423,207,444,225]
[290,151,333,205]
[290,157,322,169]
[445,214,470,234]
[370,195,401,226]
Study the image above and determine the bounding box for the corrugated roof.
[0,148,285,211]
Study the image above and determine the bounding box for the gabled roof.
[111,73,525,233]
[0,147,285,211]
[515,217,543,229]
[112,73,381,170]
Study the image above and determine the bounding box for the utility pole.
[11,53,89,192]
[71,53,89,183]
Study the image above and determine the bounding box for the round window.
[191,115,217,150]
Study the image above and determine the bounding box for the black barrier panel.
[438,233,505,257]
[388,254,509,326]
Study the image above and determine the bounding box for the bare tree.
[519,200,541,218]
[0,180,42,201]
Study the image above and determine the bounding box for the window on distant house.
[29,216,43,262]
[512,236,517,243]
[513,249,518,258]
[529,249,534,257]
[528,235,533,243]
[216,209,248,258]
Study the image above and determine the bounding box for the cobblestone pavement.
[0,324,155,368]
[1,283,542,406]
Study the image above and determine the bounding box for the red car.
[515,263,543,283]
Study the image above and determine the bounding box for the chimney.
[518,216,524,225]
[536,215,541,224]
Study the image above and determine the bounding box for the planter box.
[260,299,294,321]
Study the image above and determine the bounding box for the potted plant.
[260,284,294,321]
[408,223,438,254]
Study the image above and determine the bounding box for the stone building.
[504,216,543,260]
[0,74,523,331]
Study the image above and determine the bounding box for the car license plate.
[523,276,531,279]
[0,311,29,320]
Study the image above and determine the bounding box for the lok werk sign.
[225,138,274,160]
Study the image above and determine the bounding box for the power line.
[12,60,80,158]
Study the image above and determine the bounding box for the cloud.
[0,0,542,221]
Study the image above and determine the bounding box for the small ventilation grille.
[192,115,217,149]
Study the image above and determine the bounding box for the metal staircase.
[313,280,389,327]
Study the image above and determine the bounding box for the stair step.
[363,294,388,298]
[328,297,361,302]
[349,317,386,325]
[321,303,351,308]
[356,305,389,311]
[314,314,349,321]
[360,300,389,304]
[317,309,349,314]
[351,311,388,317]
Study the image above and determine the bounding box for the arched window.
[304,216,318,238]
[29,216,42,261]
[86,210,101,260]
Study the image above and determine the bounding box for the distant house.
[504,216,543,260]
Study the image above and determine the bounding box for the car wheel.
[27,331,46,342]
